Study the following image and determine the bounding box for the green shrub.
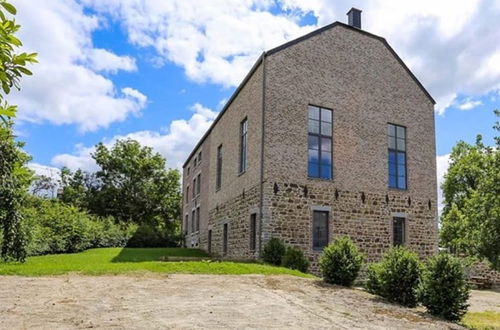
[366,246,422,307]
[319,236,364,286]
[22,198,137,256]
[126,222,178,248]
[418,253,470,322]
[262,238,286,266]
[282,246,309,272]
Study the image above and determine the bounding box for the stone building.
[182,8,438,269]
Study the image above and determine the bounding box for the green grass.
[0,248,312,277]
[461,311,500,330]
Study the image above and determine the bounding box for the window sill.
[307,176,334,182]
[238,170,247,177]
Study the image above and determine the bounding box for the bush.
[366,246,422,307]
[262,238,286,266]
[319,236,364,286]
[282,246,309,272]
[22,198,137,256]
[418,253,470,322]
[126,222,179,248]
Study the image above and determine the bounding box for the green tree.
[0,1,37,261]
[59,139,182,242]
[440,110,500,270]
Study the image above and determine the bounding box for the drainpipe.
[259,52,267,256]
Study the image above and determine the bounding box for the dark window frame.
[185,186,189,203]
[195,206,200,232]
[192,177,196,199]
[388,123,407,190]
[223,223,228,255]
[392,217,406,246]
[208,229,212,254]
[308,105,333,180]
[312,210,329,250]
[216,144,223,191]
[196,173,201,196]
[239,118,248,174]
[184,214,189,235]
[191,210,195,233]
[250,213,257,251]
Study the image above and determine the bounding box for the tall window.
[313,210,329,249]
[250,213,257,251]
[223,223,228,255]
[185,186,189,203]
[393,217,405,246]
[191,210,195,233]
[388,124,407,189]
[184,214,188,235]
[192,177,196,198]
[216,144,223,190]
[196,206,200,231]
[208,230,212,253]
[308,106,332,179]
[239,118,248,173]
[196,173,201,195]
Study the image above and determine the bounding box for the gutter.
[258,52,267,256]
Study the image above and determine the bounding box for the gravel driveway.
[0,274,472,329]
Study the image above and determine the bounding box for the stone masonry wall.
[200,184,261,259]
[264,181,438,272]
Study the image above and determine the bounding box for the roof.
[182,21,435,168]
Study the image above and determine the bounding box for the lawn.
[461,310,500,330]
[0,247,312,277]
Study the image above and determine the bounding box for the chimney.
[347,7,362,29]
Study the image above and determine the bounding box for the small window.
[313,210,329,249]
[308,106,333,179]
[393,217,405,246]
[250,213,257,251]
[196,206,200,232]
[191,210,195,233]
[208,230,212,254]
[216,144,223,190]
[196,173,201,195]
[198,151,202,165]
[239,118,248,173]
[388,124,407,189]
[187,166,190,176]
[223,223,228,255]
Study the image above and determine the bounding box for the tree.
[31,174,58,198]
[440,110,500,270]
[0,1,37,261]
[59,139,181,232]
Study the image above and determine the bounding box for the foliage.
[262,238,286,266]
[319,236,364,286]
[126,222,181,248]
[418,253,470,322]
[366,246,422,307]
[0,123,32,261]
[282,246,309,272]
[31,174,58,198]
[0,1,37,262]
[0,248,313,277]
[0,0,37,123]
[440,110,500,270]
[58,139,182,246]
[20,197,137,256]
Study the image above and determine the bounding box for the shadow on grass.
[111,247,209,263]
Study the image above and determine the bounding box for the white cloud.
[436,154,451,214]
[81,0,500,114]
[81,0,315,88]
[9,0,146,132]
[456,98,483,111]
[52,103,218,171]
[87,48,137,73]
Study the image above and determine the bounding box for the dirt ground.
[0,274,495,330]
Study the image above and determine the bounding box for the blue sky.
[10,0,500,206]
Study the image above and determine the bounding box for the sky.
[9,0,500,209]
